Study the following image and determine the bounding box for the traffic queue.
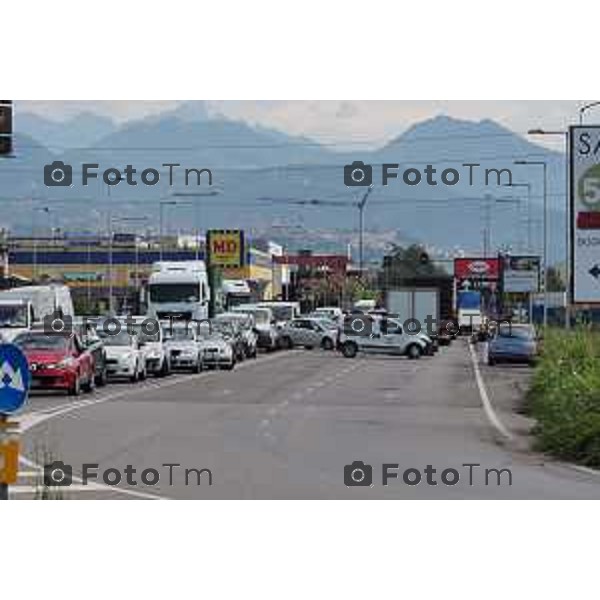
[4,302,457,397]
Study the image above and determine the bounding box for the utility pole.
[358,184,374,275]
[515,160,548,328]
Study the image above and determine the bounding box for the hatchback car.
[487,324,538,366]
[14,331,95,395]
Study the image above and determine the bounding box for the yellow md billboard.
[207,230,245,268]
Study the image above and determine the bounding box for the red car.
[13,331,96,396]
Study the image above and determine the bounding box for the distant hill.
[0,111,568,263]
[15,111,117,152]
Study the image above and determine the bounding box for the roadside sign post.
[0,343,31,500]
[570,125,600,306]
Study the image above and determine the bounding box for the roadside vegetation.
[526,328,600,466]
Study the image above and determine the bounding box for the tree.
[378,244,448,290]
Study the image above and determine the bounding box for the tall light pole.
[515,160,548,327]
[32,205,50,282]
[482,193,521,257]
[112,215,149,309]
[171,189,220,259]
[159,199,192,260]
[358,184,374,275]
[579,101,600,124]
[528,128,571,329]
[504,182,532,252]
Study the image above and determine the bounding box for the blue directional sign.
[0,343,30,414]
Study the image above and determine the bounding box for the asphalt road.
[12,341,600,499]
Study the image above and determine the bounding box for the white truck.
[147,261,210,322]
[221,279,252,311]
[0,284,74,342]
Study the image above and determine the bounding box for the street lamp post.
[32,205,50,282]
[579,101,600,124]
[171,190,220,260]
[111,216,149,310]
[504,182,532,252]
[482,193,521,257]
[159,199,193,261]
[528,129,571,329]
[514,160,548,328]
[358,184,374,275]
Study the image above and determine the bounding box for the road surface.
[13,341,600,499]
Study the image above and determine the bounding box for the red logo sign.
[454,258,500,280]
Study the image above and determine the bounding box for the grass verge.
[526,328,600,466]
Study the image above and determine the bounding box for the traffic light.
[0,100,13,156]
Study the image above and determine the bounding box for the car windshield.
[262,305,293,321]
[0,305,28,328]
[497,326,534,340]
[314,318,335,329]
[97,330,133,347]
[212,321,234,336]
[14,334,69,351]
[149,283,199,303]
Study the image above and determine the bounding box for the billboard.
[570,125,600,303]
[454,258,500,281]
[207,230,245,268]
[502,255,540,293]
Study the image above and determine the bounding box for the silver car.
[279,317,338,350]
[164,326,204,373]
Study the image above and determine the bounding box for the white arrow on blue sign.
[0,343,30,414]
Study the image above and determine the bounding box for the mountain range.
[0,105,568,264]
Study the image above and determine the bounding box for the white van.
[0,285,74,342]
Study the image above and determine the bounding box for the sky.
[18,100,596,150]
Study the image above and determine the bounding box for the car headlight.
[47,357,75,369]
[147,349,161,359]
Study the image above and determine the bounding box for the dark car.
[487,324,538,366]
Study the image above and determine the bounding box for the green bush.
[526,328,600,466]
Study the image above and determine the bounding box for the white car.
[313,307,344,324]
[97,329,146,382]
[279,317,338,350]
[230,305,279,351]
[338,317,429,359]
[119,316,171,377]
[164,325,204,373]
[197,331,236,370]
[214,312,258,358]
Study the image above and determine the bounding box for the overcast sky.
[19,100,595,149]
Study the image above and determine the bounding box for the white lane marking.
[18,455,164,500]
[467,342,513,440]
[10,484,120,495]
[16,471,43,479]
[17,351,300,501]
[21,350,297,433]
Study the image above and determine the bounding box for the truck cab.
[147,261,210,321]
